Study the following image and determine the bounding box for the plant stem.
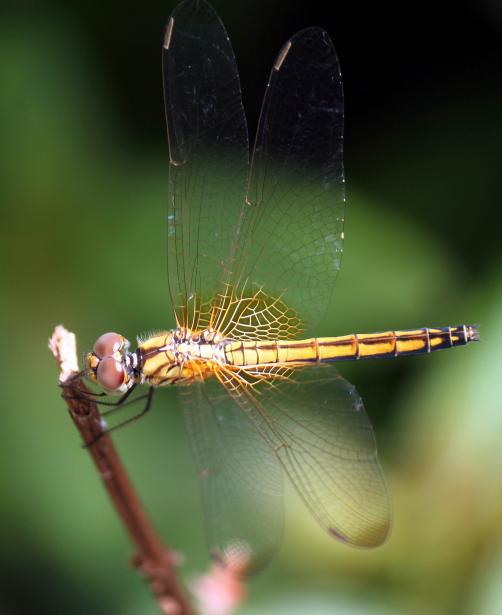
[49,325,192,615]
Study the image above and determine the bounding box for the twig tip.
[48,324,80,383]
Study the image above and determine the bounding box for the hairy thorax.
[138,328,225,386]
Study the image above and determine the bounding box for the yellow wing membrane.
[214,27,345,336]
[163,2,345,336]
[228,367,390,549]
[162,0,249,330]
[182,366,389,571]
[180,379,284,573]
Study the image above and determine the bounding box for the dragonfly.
[85,0,478,573]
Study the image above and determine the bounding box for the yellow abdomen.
[223,325,479,367]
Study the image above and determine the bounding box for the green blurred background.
[1,1,501,613]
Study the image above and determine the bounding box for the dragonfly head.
[86,332,136,394]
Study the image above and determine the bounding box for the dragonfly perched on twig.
[84,0,478,573]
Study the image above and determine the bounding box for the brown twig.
[49,325,193,615]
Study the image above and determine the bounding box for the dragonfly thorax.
[137,327,225,387]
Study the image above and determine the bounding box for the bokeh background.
[1,1,501,613]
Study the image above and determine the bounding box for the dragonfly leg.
[64,370,86,383]
[84,387,155,448]
[99,391,151,416]
[90,385,137,408]
[65,388,108,398]
[62,384,137,407]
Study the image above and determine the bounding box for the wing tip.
[163,17,174,50]
[328,518,391,548]
[273,40,292,72]
[328,526,350,542]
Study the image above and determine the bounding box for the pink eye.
[96,356,125,391]
[93,332,124,358]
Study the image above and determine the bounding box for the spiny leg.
[62,383,138,408]
[85,387,155,448]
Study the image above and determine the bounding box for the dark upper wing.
[180,377,284,573]
[162,0,249,329]
[212,28,345,336]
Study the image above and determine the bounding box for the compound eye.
[96,356,125,391]
[93,332,124,358]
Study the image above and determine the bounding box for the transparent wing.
[221,366,390,547]
[212,28,345,336]
[162,0,249,329]
[179,378,284,573]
